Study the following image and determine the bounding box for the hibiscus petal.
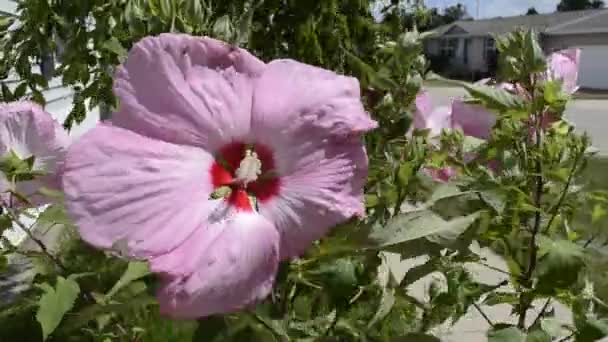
[425,167,457,183]
[549,48,580,95]
[258,136,368,259]
[0,102,68,205]
[112,33,265,151]
[251,59,377,144]
[156,213,279,318]
[413,90,452,136]
[62,123,219,258]
[451,100,496,139]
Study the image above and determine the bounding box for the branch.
[544,146,585,233]
[557,332,575,342]
[2,202,66,273]
[518,92,544,330]
[530,298,551,329]
[473,302,494,327]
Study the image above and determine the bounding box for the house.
[424,9,608,90]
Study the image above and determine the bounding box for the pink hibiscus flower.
[0,101,68,207]
[547,48,580,95]
[413,91,495,182]
[61,34,377,318]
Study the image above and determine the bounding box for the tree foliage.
[557,0,605,11]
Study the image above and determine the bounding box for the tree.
[526,7,539,15]
[557,0,605,11]
[443,3,468,23]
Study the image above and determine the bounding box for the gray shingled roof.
[430,9,608,37]
[547,9,608,34]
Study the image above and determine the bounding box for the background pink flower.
[548,48,581,95]
[413,91,494,182]
[0,101,68,207]
[62,34,376,318]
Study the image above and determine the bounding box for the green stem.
[544,146,585,233]
[518,83,544,330]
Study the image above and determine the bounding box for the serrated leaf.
[464,83,526,112]
[541,318,568,338]
[105,261,150,299]
[488,326,526,342]
[368,210,480,248]
[479,189,508,214]
[523,30,546,73]
[38,205,72,226]
[427,183,466,205]
[36,277,81,340]
[536,237,585,294]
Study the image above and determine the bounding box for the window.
[484,37,496,60]
[440,38,458,58]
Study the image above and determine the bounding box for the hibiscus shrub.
[0,1,607,342]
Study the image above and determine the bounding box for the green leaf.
[592,204,606,224]
[0,16,14,31]
[159,0,173,20]
[395,333,441,341]
[0,254,7,272]
[488,326,526,342]
[479,189,508,214]
[1,82,13,101]
[464,83,526,112]
[523,30,546,73]
[235,1,261,46]
[575,317,608,341]
[541,318,568,338]
[102,37,127,62]
[62,295,156,332]
[526,329,551,342]
[369,210,480,248]
[185,0,204,25]
[36,276,81,340]
[192,316,229,342]
[365,194,379,208]
[105,261,150,299]
[483,292,519,306]
[38,205,73,226]
[535,237,585,294]
[212,15,233,42]
[397,162,413,188]
[14,82,28,99]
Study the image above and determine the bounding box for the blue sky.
[424,0,561,18]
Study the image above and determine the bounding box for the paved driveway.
[427,86,608,155]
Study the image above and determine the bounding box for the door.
[578,46,608,90]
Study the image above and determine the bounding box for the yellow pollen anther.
[235,150,262,185]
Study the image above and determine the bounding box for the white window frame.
[484,37,496,60]
[440,38,458,58]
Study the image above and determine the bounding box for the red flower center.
[210,142,280,211]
